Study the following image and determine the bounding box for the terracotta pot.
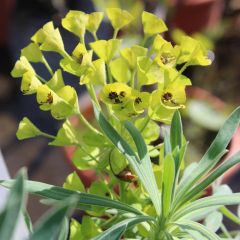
[0,0,15,45]
[170,0,224,34]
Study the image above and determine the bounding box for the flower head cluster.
[11,8,215,239]
[12,7,212,171]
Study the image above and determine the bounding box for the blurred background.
[0,0,240,226]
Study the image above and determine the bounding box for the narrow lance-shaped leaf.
[170,110,183,150]
[29,196,78,240]
[0,169,26,240]
[175,107,240,206]
[58,217,69,240]
[173,193,240,221]
[124,121,162,215]
[94,216,154,240]
[170,110,183,171]
[163,128,172,157]
[0,180,142,216]
[174,220,221,240]
[182,151,240,203]
[93,103,161,215]
[161,153,175,219]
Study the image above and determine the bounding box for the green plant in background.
[1,7,240,240]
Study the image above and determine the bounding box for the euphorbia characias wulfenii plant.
[1,7,240,240]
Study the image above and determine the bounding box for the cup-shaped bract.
[142,11,167,37]
[62,11,89,41]
[107,8,133,31]
[16,117,42,140]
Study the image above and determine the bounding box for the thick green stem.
[141,35,148,47]
[130,70,136,89]
[107,63,113,83]
[119,181,126,202]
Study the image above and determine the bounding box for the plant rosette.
[2,7,240,240]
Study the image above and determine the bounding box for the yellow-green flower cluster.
[12,8,211,125]
[12,8,211,156]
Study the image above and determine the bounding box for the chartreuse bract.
[3,7,240,240]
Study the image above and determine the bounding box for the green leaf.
[170,110,183,151]
[175,107,240,207]
[162,153,175,219]
[124,122,161,214]
[16,117,42,140]
[173,193,240,221]
[58,217,69,240]
[182,151,240,202]
[170,111,185,180]
[29,196,78,240]
[174,220,221,240]
[94,216,154,240]
[24,210,33,234]
[107,8,133,31]
[93,103,161,215]
[87,181,110,216]
[0,169,26,240]
[90,39,121,63]
[0,180,142,215]
[142,11,167,37]
[204,211,223,233]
